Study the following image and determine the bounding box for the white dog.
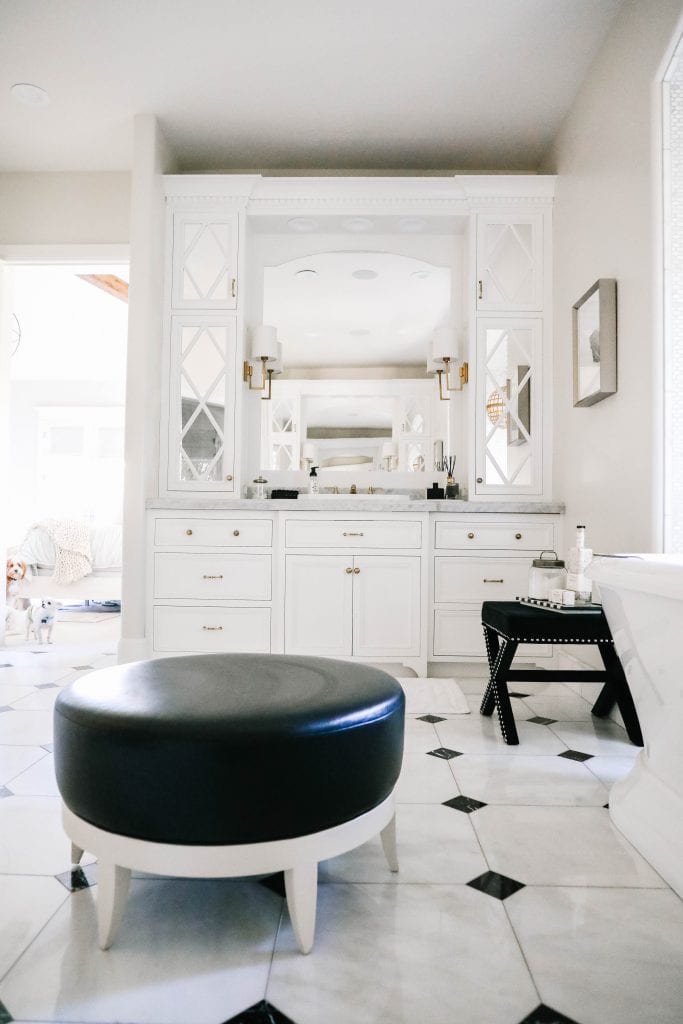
[26,599,58,644]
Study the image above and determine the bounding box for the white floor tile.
[449,754,609,806]
[394,750,461,804]
[268,883,538,1024]
[471,805,667,888]
[0,875,68,981]
[0,745,47,786]
[0,683,40,706]
[585,755,639,789]
[434,714,569,755]
[506,886,683,1024]
[522,693,597,722]
[319,803,487,884]
[0,710,54,746]
[0,796,86,875]
[549,720,641,757]
[0,665,72,687]
[0,878,280,1024]
[11,687,61,711]
[402,714,441,752]
[8,753,59,796]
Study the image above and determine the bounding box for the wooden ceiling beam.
[77,273,129,303]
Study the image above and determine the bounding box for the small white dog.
[26,599,58,644]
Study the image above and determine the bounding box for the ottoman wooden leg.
[98,862,132,951]
[380,812,399,872]
[284,861,318,955]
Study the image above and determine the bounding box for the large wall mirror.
[259,250,452,475]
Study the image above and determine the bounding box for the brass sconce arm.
[243,356,274,400]
[437,358,469,401]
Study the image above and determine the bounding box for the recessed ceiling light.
[352,269,378,280]
[398,217,426,233]
[342,217,374,233]
[349,329,371,337]
[411,270,431,280]
[10,82,50,107]
[287,217,318,233]
[295,268,318,279]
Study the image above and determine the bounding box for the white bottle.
[566,524,593,601]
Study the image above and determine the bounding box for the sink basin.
[297,493,408,502]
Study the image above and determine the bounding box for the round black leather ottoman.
[53,654,404,953]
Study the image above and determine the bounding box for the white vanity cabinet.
[170,210,239,310]
[283,515,428,673]
[431,514,559,660]
[149,511,274,655]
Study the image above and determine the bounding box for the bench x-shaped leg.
[480,626,520,745]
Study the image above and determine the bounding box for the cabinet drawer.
[285,519,422,549]
[154,518,272,547]
[434,557,531,603]
[154,553,271,600]
[153,606,270,653]
[433,608,551,659]
[434,520,553,551]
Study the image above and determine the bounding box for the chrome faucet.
[350,484,357,494]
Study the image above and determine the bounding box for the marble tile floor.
[0,625,681,1024]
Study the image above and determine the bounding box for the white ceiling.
[0,0,624,173]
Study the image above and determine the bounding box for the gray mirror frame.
[572,278,617,407]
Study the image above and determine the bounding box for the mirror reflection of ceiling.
[263,252,451,369]
[304,396,393,432]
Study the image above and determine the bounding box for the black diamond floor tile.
[518,1004,582,1024]
[72,665,95,671]
[0,787,12,799]
[41,743,53,752]
[222,1000,298,1024]
[527,715,557,725]
[417,713,446,723]
[0,998,13,1023]
[55,863,98,892]
[35,682,59,689]
[443,794,487,813]
[258,872,285,898]
[509,691,531,698]
[558,749,594,762]
[427,747,463,760]
[0,663,13,668]
[467,870,525,900]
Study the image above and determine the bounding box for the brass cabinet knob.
[225,474,233,482]
[233,529,240,537]
[467,532,475,539]
[185,529,193,536]
[353,567,361,574]
[345,567,353,574]
[476,477,483,484]
[515,533,522,540]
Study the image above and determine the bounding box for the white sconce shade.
[426,348,442,375]
[270,341,284,374]
[432,327,460,362]
[302,441,317,461]
[381,441,398,459]
[251,325,279,361]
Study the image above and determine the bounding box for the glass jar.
[252,476,268,500]
[528,550,567,600]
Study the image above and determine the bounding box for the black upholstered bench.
[54,653,405,953]
[480,601,643,747]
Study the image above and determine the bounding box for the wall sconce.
[301,441,317,471]
[380,440,398,471]
[243,325,281,400]
[428,327,469,401]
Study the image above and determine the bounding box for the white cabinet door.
[476,214,543,312]
[166,315,237,492]
[285,555,353,658]
[475,318,542,495]
[171,211,238,310]
[352,556,421,659]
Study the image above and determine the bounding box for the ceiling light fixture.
[352,269,378,280]
[411,270,431,280]
[10,82,50,107]
[295,268,318,279]
[287,217,318,233]
[342,217,373,233]
[397,217,426,233]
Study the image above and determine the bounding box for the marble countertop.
[147,497,564,513]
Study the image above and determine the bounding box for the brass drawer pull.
[233,529,240,537]
[231,277,237,298]
[203,574,224,580]
[202,625,223,631]
[467,532,475,539]
[483,578,504,583]
[345,567,353,574]
[185,529,193,536]
[515,533,522,540]
[478,280,483,300]
[343,531,364,537]
[353,567,361,574]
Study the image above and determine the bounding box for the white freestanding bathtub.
[587,555,683,897]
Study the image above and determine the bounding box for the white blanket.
[27,519,92,584]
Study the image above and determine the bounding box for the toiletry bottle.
[567,524,593,601]
[308,466,319,495]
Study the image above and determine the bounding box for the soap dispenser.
[308,466,319,495]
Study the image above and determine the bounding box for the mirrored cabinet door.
[476,214,543,312]
[171,211,239,310]
[167,315,236,492]
[475,318,542,495]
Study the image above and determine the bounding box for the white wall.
[547,0,683,555]
[0,173,130,245]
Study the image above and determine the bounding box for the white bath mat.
[396,677,470,715]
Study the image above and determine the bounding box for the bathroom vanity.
[145,174,561,668]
